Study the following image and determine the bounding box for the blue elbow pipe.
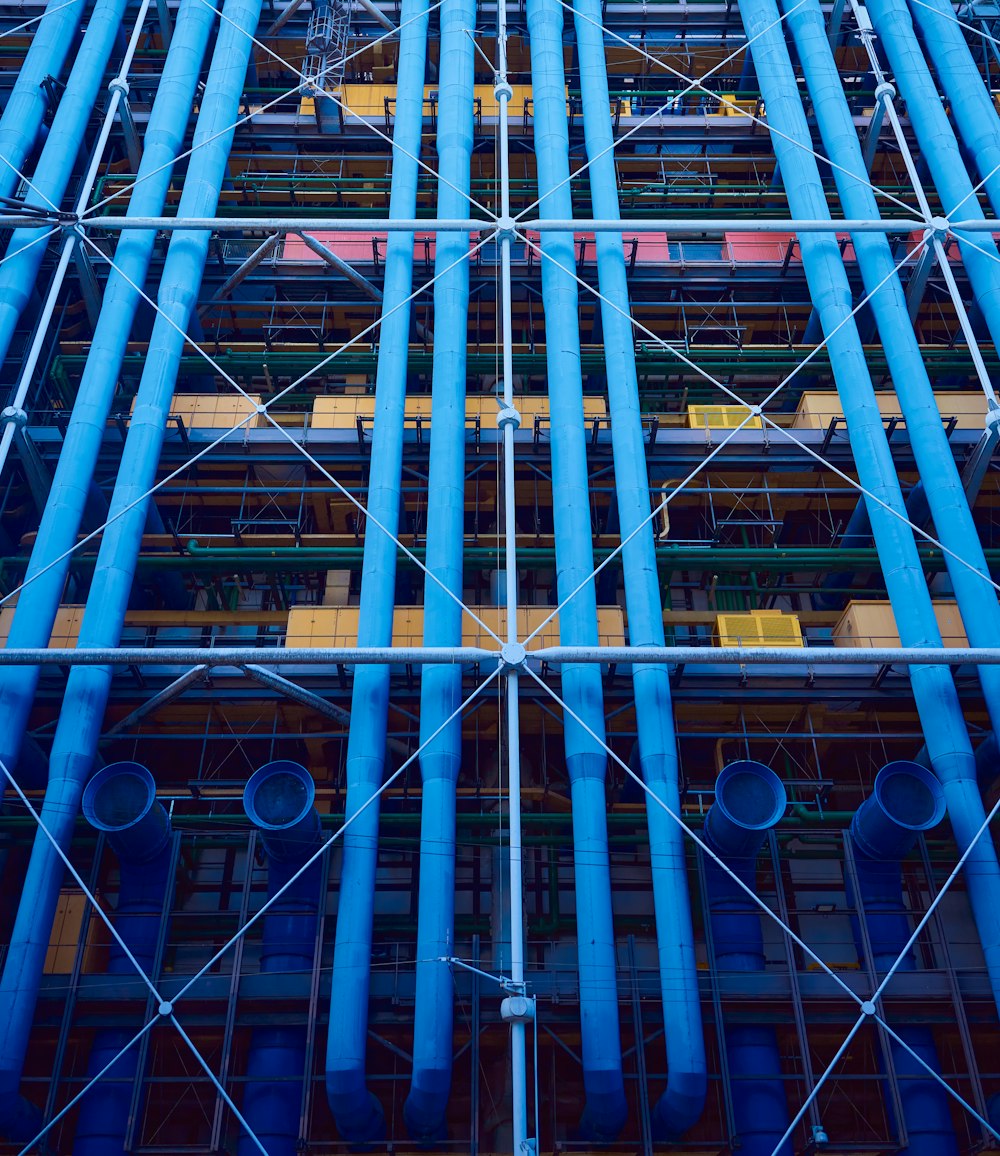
[74,763,173,1156]
[737,0,1000,1021]
[864,0,1000,346]
[524,0,627,1139]
[402,0,474,1141]
[0,0,263,1136]
[240,761,322,1156]
[0,0,88,204]
[703,762,790,1156]
[0,0,130,368]
[325,0,428,1140]
[850,763,958,1156]
[0,0,214,781]
[783,0,1000,737]
[907,0,1000,217]
[572,0,706,1137]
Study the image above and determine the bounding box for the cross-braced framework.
[1,0,1000,1150]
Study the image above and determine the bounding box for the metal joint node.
[500,641,526,671]
[158,1001,173,1017]
[874,80,895,103]
[860,1000,876,1017]
[500,994,534,1022]
[0,406,27,428]
[496,215,517,241]
[108,76,130,97]
[496,401,521,430]
[924,215,950,243]
[493,78,513,103]
[986,402,1000,433]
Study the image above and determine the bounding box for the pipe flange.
[0,406,27,428]
[493,78,514,103]
[496,401,521,430]
[499,641,526,671]
[874,80,895,103]
[108,76,130,97]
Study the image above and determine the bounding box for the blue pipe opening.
[241,761,322,1156]
[704,762,790,1156]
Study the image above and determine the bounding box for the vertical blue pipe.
[240,761,322,1156]
[850,763,958,1156]
[0,0,215,778]
[524,0,627,1139]
[74,763,172,1156]
[779,0,1000,740]
[703,762,790,1156]
[401,0,473,1141]
[863,0,1000,345]
[0,0,88,203]
[736,0,1000,1020]
[324,0,428,1139]
[0,1,263,1136]
[572,0,707,1137]
[0,0,130,368]
[907,0,1000,217]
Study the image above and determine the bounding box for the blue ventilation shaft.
[850,763,957,1156]
[0,0,130,368]
[240,761,323,1156]
[736,0,1000,1020]
[324,0,428,1139]
[572,0,707,1137]
[0,0,215,780]
[401,0,474,1141]
[778,0,1000,741]
[864,0,1000,344]
[703,762,790,1156]
[0,0,264,1136]
[74,763,173,1156]
[524,0,628,1139]
[0,0,88,203]
[906,0,1000,218]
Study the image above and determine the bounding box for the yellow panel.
[312,395,608,430]
[339,83,556,119]
[687,404,763,430]
[0,604,84,648]
[714,610,803,647]
[793,390,988,430]
[832,600,969,647]
[129,393,264,429]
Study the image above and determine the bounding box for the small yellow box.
[688,404,763,430]
[714,610,804,648]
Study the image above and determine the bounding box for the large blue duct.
[907,0,1000,217]
[0,0,130,369]
[0,0,263,1136]
[402,0,474,1141]
[0,0,215,779]
[74,762,173,1156]
[524,0,628,1140]
[0,0,88,204]
[779,0,1000,740]
[850,762,958,1156]
[703,761,790,1156]
[240,761,322,1156]
[572,0,707,1137]
[863,0,1000,345]
[325,0,428,1138]
[736,0,1000,1021]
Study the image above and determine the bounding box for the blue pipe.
[74,763,172,1156]
[907,0,1000,217]
[240,761,322,1156]
[401,0,473,1141]
[782,0,1000,728]
[0,0,88,204]
[325,0,428,1139]
[737,0,1000,1020]
[524,0,627,1139]
[0,0,262,1136]
[0,0,130,368]
[572,0,707,1137]
[703,761,790,1156]
[850,762,958,1156]
[0,0,213,781]
[863,0,1000,345]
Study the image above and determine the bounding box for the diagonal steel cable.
[0,0,82,42]
[73,226,503,641]
[0,224,62,273]
[514,0,917,223]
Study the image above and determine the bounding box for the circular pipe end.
[704,761,786,861]
[82,762,169,862]
[243,760,316,830]
[852,760,945,861]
